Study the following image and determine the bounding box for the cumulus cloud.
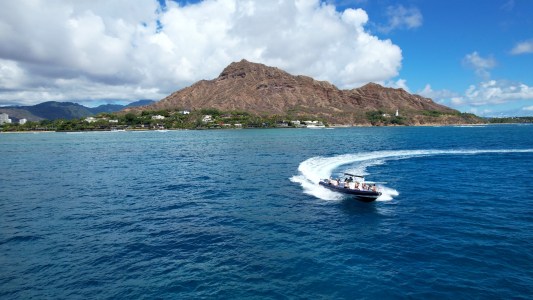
[463,80,533,106]
[416,81,533,115]
[0,0,402,106]
[510,40,533,55]
[0,59,27,90]
[383,78,410,92]
[463,51,496,79]
[418,84,458,101]
[378,5,422,33]
[450,97,465,106]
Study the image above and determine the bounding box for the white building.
[19,118,27,125]
[152,115,165,120]
[85,117,97,123]
[202,115,213,123]
[0,113,12,125]
[180,110,190,115]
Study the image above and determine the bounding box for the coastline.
[1,130,56,134]
[3,122,530,134]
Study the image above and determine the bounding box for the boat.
[318,173,382,202]
[306,124,326,129]
[304,121,326,128]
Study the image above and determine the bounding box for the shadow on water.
[337,197,379,215]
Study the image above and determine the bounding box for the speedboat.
[306,124,326,129]
[319,173,382,202]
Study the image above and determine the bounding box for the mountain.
[89,100,155,114]
[0,100,155,121]
[0,102,94,122]
[31,101,94,120]
[133,59,480,125]
[89,104,125,114]
[125,100,155,108]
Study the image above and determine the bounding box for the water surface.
[1,125,532,299]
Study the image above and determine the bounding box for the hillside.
[0,100,155,121]
[132,59,482,125]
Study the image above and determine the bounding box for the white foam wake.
[290,149,533,201]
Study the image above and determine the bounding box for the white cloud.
[0,59,27,89]
[510,40,533,55]
[418,84,458,101]
[0,0,402,105]
[383,78,410,92]
[463,51,496,79]
[523,105,533,111]
[416,81,533,115]
[450,97,465,106]
[378,5,422,33]
[0,71,164,106]
[463,80,533,106]
[466,107,494,116]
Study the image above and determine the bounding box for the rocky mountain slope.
[129,60,482,125]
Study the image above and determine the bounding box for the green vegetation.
[1,109,327,132]
[365,110,407,126]
[0,108,495,132]
[487,116,533,124]
[422,110,446,117]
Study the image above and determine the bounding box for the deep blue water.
[1,125,532,299]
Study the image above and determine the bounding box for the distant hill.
[89,104,125,114]
[125,100,155,108]
[0,100,155,121]
[130,59,482,125]
[90,100,155,114]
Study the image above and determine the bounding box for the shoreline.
[2,122,530,134]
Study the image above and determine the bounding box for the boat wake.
[290,149,533,201]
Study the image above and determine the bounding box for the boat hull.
[319,181,381,202]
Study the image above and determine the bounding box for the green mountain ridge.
[0,100,155,121]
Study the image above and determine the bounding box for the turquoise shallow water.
[1,125,532,299]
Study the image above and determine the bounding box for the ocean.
[1,125,532,299]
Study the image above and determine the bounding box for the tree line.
[0,109,324,132]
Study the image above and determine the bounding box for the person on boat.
[371,184,377,192]
[349,180,355,189]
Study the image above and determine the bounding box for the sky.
[0,0,532,117]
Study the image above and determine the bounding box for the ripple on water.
[1,127,532,299]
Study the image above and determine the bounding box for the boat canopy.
[342,173,386,184]
[343,173,365,178]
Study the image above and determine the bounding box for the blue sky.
[353,0,533,116]
[0,0,532,116]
